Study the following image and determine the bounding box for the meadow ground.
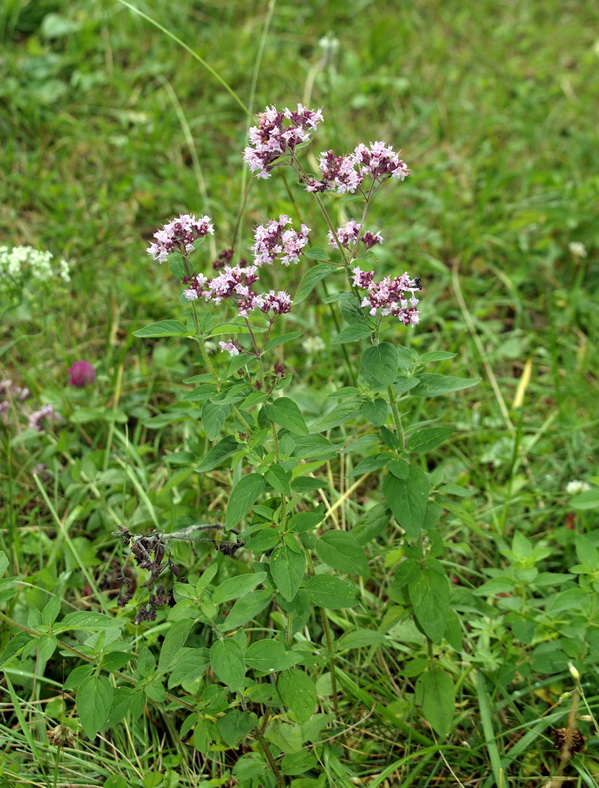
[1,1,598,786]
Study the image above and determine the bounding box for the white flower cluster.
[0,246,71,286]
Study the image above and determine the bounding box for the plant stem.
[320,607,340,715]
[387,384,406,451]
[256,730,286,787]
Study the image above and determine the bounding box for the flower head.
[328,220,383,251]
[244,104,324,179]
[568,242,587,259]
[316,150,363,194]
[252,216,310,267]
[353,267,422,326]
[147,214,214,263]
[566,480,590,495]
[28,404,63,432]
[352,141,410,181]
[219,340,241,357]
[68,361,96,387]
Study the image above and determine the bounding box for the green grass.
[1,0,599,786]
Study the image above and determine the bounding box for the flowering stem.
[320,607,340,715]
[256,730,286,788]
[306,551,340,715]
[291,156,349,267]
[387,384,406,452]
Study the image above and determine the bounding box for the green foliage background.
[1,0,598,786]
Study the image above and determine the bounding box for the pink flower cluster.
[218,340,242,357]
[352,267,422,326]
[147,213,214,263]
[308,142,410,194]
[182,265,292,319]
[328,220,383,251]
[252,215,310,266]
[28,404,63,432]
[244,104,324,179]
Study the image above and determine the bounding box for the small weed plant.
[2,96,599,788]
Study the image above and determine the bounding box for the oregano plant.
[0,104,480,785]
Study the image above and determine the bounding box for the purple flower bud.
[68,361,96,387]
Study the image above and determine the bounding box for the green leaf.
[267,398,309,435]
[168,648,210,688]
[158,620,193,673]
[361,343,398,385]
[265,464,292,496]
[77,674,113,739]
[226,473,265,529]
[409,567,450,643]
[209,320,265,336]
[331,324,371,344]
[309,401,361,432]
[291,434,336,459]
[339,296,369,326]
[133,320,188,338]
[195,435,239,472]
[575,536,599,569]
[217,710,257,747]
[288,509,325,533]
[351,504,390,545]
[316,532,370,576]
[416,668,455,738]
[181,384,215,403]
[295,264,336,303]
[348,453,391,477]
[37,634,57,662]
[244,529,281,555]
[410,373,481,397]
[0,551,8,576]
[56,612,123,632]
[270,543,305,602]
[571,488,599,510]
[213,572,268,605]
[361,398,388,426]
[245,639,298,672]
[278,669,317,723]
[306,575,359,609]
[418,351,457,363]
[281,751,318,776]
[336,630,386,651]
[383,465,429,539]
[210,639,245,691]
[221,589,274,632]
[201,401,230,441]
[304,246,331,261]
[264,330,304,352]
[64,664,94,691]
[408,427,454,453]
[41,595,62,627]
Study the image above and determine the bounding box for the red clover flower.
[68,361,96,387]
[147,213,214,263]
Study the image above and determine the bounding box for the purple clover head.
[68,361,96,387]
